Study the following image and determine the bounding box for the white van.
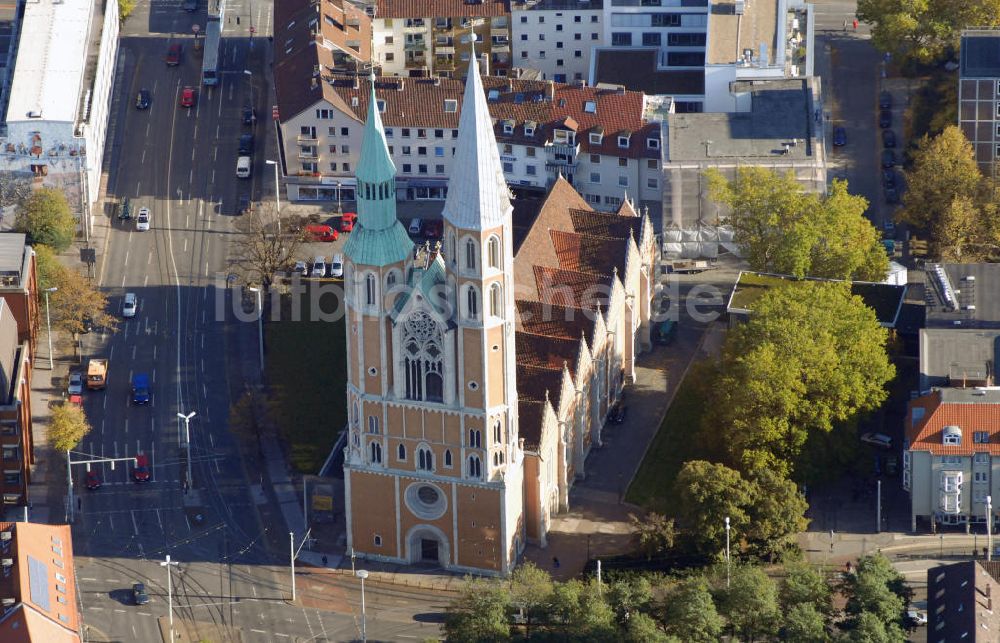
[236,156,251,179]
[408,218,423,235]
[123,293,137,318]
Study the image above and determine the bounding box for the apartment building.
[274,0,372,71]
[927,561,1000,639]
[276,69,662,212]
[0,522,80,641]
[0,235,37,361]
[959,29,1000,180]
[510,0,603,83]
[602,0,709,68]
[0,299,32,516]
[371,0,512,78]
[0,0,119,239]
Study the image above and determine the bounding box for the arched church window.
[487,236,501,269]
[466,286,479,320]
[493,419,502,444]
[398,443,406,461]
[469,429,482,449]
[402,312,445,403]
[417,446,434,471]
[468,455,482,479]
[370,441,382,464]
[489,283,502,317]
[444,449,453,467]
[365,274,377,306]
[448,231,456,265]
[465,239,477,271]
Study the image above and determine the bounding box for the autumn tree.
[706,169,886,280]
[15,188,76,251]
[443,577,511,642]
[230,203,303,289]
[49,403,91,452]
[673,460,754,558]
[629,512,676,560]
[660,577,724,643]
[716,565,781,642]
[34,245,115,336]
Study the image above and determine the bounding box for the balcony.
[403,23,426,33]
[433,21,454,33]
[545,142,580,159]
[405,58,428,70]
[435,45,455,54]
[404,39,427,51]
[435,57,456,70]
[491,43,510,53]
[491,27,508,37]
[298,150,319,160]
[297,134,318,143]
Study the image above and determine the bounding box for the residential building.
[592,47,705,112]
[510,0,603,83]
[660,77,825,255]
[275,68,662,213]
[370,0,512,78]
[0,298,32,513]
[923,262,1000,330]
[927,560,1000,640]
[959,29,1000,180]
[601,0,709,69]
[342,56,654,574]
[0,522,80,642]
[0,0,120,238]
[0,235,37,361]
[274,0,372,72]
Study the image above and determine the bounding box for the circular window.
[405,482,447,520]
[368,367,378,376]
[468,381,479,391]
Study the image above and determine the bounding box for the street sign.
[271,105,279,120]
[192,24,200,34]
[249,26,256,34]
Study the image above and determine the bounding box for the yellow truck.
[86,359,108,390]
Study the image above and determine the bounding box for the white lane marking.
[103,395,107,410]
[141,149,146,164]
[121,274,126,287]
[183,238,187,252]
[200,359,204,374]
[214,457,220,474]
[124,419,128,435]
[110,344,115,360]
[250,630,266,634]
[204,261,209,277]
[189,168,194,184]
[132,346,136,360]
[251,585,257,598]
[101,419,105,435]
[145,122,150,137]
[200,334,204,349]
[152,368,156,383]
[143,274,148,287]
[275,635,289,639]
[213,148,217,162]
[215,124,220,139]
[130,510,139,535]
[185,514,191,532]
[124,248,130,266]
[151,441,155,479]
[81,577,97,582]
[209,432,214,448]
[186,214,190,228]
[148,253,152,265]
[135,182,141,197]
[153,345,157,361]
[156,509,163,531]
[202,383,207,399]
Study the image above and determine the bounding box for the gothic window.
[402,312,445,403]
[469,429,482,448]
[365,274,377,306]
[465,239,477,271]
[398,443,406,461]
[493,451,505,466]
[448,231,456,265]
[487,236,501,269]
[493,419,502,444]
[445,449,453,467]
[489,283,503,317]
[468,455,482,479]
[417,446,434,471]
[466,286,479,320]
[386,270,398,288]
[352,401,359,425]
[368,416,379,434]
[369,441,382,464]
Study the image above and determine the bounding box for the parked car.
[311,256,326,278]
[881,169,897,189]
[165,44,182,66]
[881,149,896,168]
[879,109,892,128]
[132,583,150,605]
[136,207,151,231]
[293,260,307,275]
[861,432,892,449]
[608,404,627,425]
[882,129,896,148]
[68,372,83,396]
[180,86,195,108]
[340,212,356,232]
[85,470,102,490]
[884,186,899,204]
[122,293,137,318]
[906,609,928,626]
[238,133,254,155]
[424,220,443,240]
[242,104,256,126]
[832,126,847,146]
[131,373,151,406]
[135,89,151,110]
[132,454,151,483]
[879,91,893,110]
[328,254,344,278]
[654,319,677,345]
[118,196,133,221]
[408,218,423,235]
[305,224,338,242]
[69,394,83,407]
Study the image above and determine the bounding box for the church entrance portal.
[420,538,439,563]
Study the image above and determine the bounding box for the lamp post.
[290,528,312,602]
[177,411,196,490]
[335,180,342,215]
[160,555,179,642]
[44,287,57,370]
[247,287,263,372]
[265,159,281,233]
[356,569,369,642]
[724,516,731,589]
[988,495,994,562]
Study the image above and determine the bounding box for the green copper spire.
[344,75,412,267]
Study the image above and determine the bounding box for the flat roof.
[592,48,705,97]
[919,328,1000,389]
[0,233,25,275]
[925,263,1000,328]
[707,0,779,66]
[961,30,1000,78]
[6,0,92,124]
[666,78,814,161]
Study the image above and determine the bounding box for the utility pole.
[43,287,57,370]
[290,528,312,602]
[876,479,882,533]
[724,516,731,589]
[160,555,179,641]
[989,495,994,562]
[177,411,196,489]
[66,453,137,523]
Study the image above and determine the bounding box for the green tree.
[781,562,832,614]
[547,579,617,640]
[624,612,672,643]
[744,468,809,560]
[709,282,895,472]
[15,188,76,251]
[847,611,906,643]
[660,577,724,643]
[508,562,553,638]
[717,565,781,642]
[673,460,753,557]
[49,403,91,452]
[118,0,136,20]
[443,578,511,642]
[843,553,911,636]
[605,576,654,629]
[781,602,828,642]
[808,180,887,282]
[630,512,676,560]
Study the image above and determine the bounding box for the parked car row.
[294,254,345,279]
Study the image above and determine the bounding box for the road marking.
[189,168,194,184]
[103,395,107,410]
[156,509,163,531]
[251,585,257,598]
[81,577,97,581]
[132,346,136,360]
[209,432,214,448]
[138,543,144,558]
[200,359,204,374]
[153,345,157,360]
[115,609,126,614]
[185,514,191,532]
[275,634,289,639]
[186,215,190,227]
[152,368,156,383]
[250,629,266,634]
[88,607,104,611]
[183,238,187,252]
[124,419,128,434]
[204,260,209,277]
[215,124,220,139]
[143,274,148,287]
[121,274,126,287]
[110,344,115,360]
[101,419,105,435]
[201,335,204,349]
[134,183,141,198]
[138,612,152,616]
[124,248,130,266]
[214,457,220,474]
[141,149,146,165]
[130,510,139,535]
[148,253,152,265]
[202,383,207,399]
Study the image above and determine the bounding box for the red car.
[132,454,151,483]
[339,212,357,233]
[424,219,443,240]
[305,224,338,242]
[165,44,182,66]
[68,394,83,407]
[180,87,195,108]
[85,470,102,490]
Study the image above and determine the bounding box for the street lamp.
[160,555,179,642]
[724,516,731,589]
[177,411,196,490]
[988,495,993,562]
[335,180,342,215]
[265,159,281,232]
[356,569,369,642]
[246,287,264,372]
[43,287,57,370]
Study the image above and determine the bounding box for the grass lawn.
[626,367,709,514]
[265,284,347,473]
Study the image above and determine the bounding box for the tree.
[717,565,781,642]
[0,171,32,208]
[508,562,553,638]
[15,188,76,251]
[660,577,724,643]
[229,387,278,456]
[708,282,895,472]
[743,468,809,560]
[34,245,116,337]
[673,460,753,557]
[781,602,827,642]
[781,562,832,614]
[624,612,672,643]
[118,0,136,20]
[49,403,91,452]
[630,512,676,560]
[444,578,511,642]
[230,203,303,290]
[847,611,906,643]
[843,554,910,628]
[706,169,886,280]
[605,576,654,629]
[547,579,617,640]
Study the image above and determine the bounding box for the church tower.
[343,57,524,575]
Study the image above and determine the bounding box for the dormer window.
[943,425,962,446]
[525,122,536,136]
[647,137,660,149]
[975,431,990,444]
[618,135,630,148]
[590,132,603,145]
[584,100,596,113]
[377,99,386,112]
[444,99,457,113]
[502,120,514,135]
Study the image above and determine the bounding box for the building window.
[434,146,445,157]
[503,162,514,173]
[619,175,628,187]
[487,236,501,269]
[329,162,337,172]
[647,177,659,189]
[418,146,427,156]
[418,129,427,138]
[435,129,445,138]
[417,446,434,471]
[402,163,412,173]
[368,416,379,434]
[468,455,482,478]
[466,286,479,320]
[592,32,599,40]
[489,283,503,316]
[493,419,502,443]
[369,441,382,464]
[465,239,477,270]
[374,535,383,546]
[618,136,630,148]
[642,32,661,47]
[470,429,482,448]
[402,312,445,403]
[618,157,628,167]
[521,51,528,59]
[365,274,377,305]
[341,127,349,136]
[975,431,991,443]
[591,15,598,22]
[526,147,536,157]
[590,153,601,162]
[648,159,658,169]
[574,15,581,22]
[647,137,660,150]
[398,444,406,461]
[526,165,537,176]
[575,49,582,57]
[612,32,631,47]
[521,34,528,41]
[435,164,444,174]
[520,15,527,23]
[402,128,411,137]
[342,163,350,172]
[943,427,962,446]
[445,449,453,467]
[590,172,600,184]
[976,452,990,465]
[975,471,989,483]
[418,164,427,174]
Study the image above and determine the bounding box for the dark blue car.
[131,374,150,405]
[833,126,847,146]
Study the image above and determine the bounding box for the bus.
[201,19,221,86]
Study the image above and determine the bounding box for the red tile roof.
[518,400,545,449]
[515,299,597,341]
[375,0,509,19]
[549,229,628,276]
[567,209,641,238]
[907,389,1000,455]
[517,363,565,408]
[516,332,580,377]
[533,265,613,310]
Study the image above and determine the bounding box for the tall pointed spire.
[344,73,413,267]
[441,38,512,231]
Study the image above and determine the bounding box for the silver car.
[67,372,83,396]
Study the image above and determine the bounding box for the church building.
[342,53,656,575]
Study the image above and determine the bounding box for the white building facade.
[510,0,603,83]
